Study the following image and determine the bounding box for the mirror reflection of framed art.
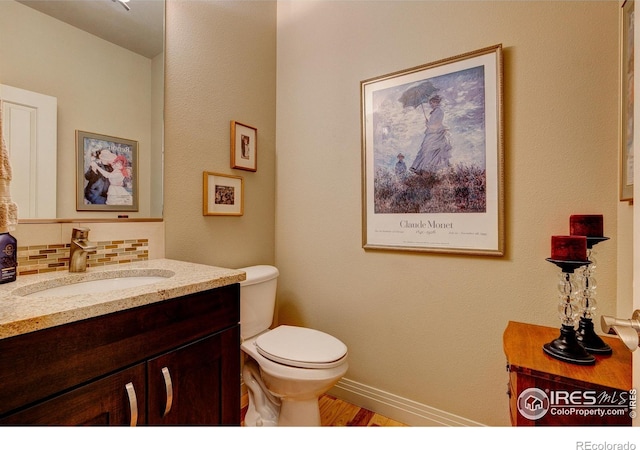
[76,130,138,212]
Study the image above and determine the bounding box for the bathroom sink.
[14,269,175,298]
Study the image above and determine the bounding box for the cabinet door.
[0,364,146,426]
[147,325,240,425]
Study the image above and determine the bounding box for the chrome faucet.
[69,227,97,273]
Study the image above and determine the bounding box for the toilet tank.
[238,265,279,340]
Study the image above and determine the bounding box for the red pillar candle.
[551,235,587,261]
[570,214,604,237]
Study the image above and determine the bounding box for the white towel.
[0,100,18,233]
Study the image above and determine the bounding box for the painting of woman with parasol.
[360,44,504,255]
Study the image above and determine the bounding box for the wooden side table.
[503,321,633,426]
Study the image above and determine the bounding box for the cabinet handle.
[125,382,138,427]
[161,366,173,418]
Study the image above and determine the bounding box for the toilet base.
[278,398,322,426]
[243,358,323,426]
[242,359,280,426]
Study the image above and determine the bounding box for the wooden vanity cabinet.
[0,284,240,426]
[0,364,148,425]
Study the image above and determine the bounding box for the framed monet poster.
[621,0,634,202]
[360,44,504,255]
[203,171,244,216]
[231,121,257,171]
[76,130,138,212]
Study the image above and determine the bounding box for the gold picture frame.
[360,44,504,255]
[620,0,634,202]
[203,171,244,216]
[76,130,139,212]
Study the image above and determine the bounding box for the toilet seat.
[255,325,348,369]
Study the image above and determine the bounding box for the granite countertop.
[0,258,246,340]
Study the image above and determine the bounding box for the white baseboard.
[328,378,486,427]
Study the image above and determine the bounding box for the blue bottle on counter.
[0,232,17,284]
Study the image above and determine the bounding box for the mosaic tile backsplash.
[17,239,149,276]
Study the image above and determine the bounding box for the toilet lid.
[255,325,348,369]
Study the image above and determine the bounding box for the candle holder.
[575,237,612,355]
[543,258,595,365]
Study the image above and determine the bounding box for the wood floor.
[241,393,407,427]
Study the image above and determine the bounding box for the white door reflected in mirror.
[0,84,57,219]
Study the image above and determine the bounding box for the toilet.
[239,265,348,426]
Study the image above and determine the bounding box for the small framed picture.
[231,121,257,171]
[203,171,244,216]
[76,130,138,212]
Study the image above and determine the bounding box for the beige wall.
[274,1,621,426]
[164,0,277,269]
[0,1,163,219]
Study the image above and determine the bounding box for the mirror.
[0,0,164,220]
